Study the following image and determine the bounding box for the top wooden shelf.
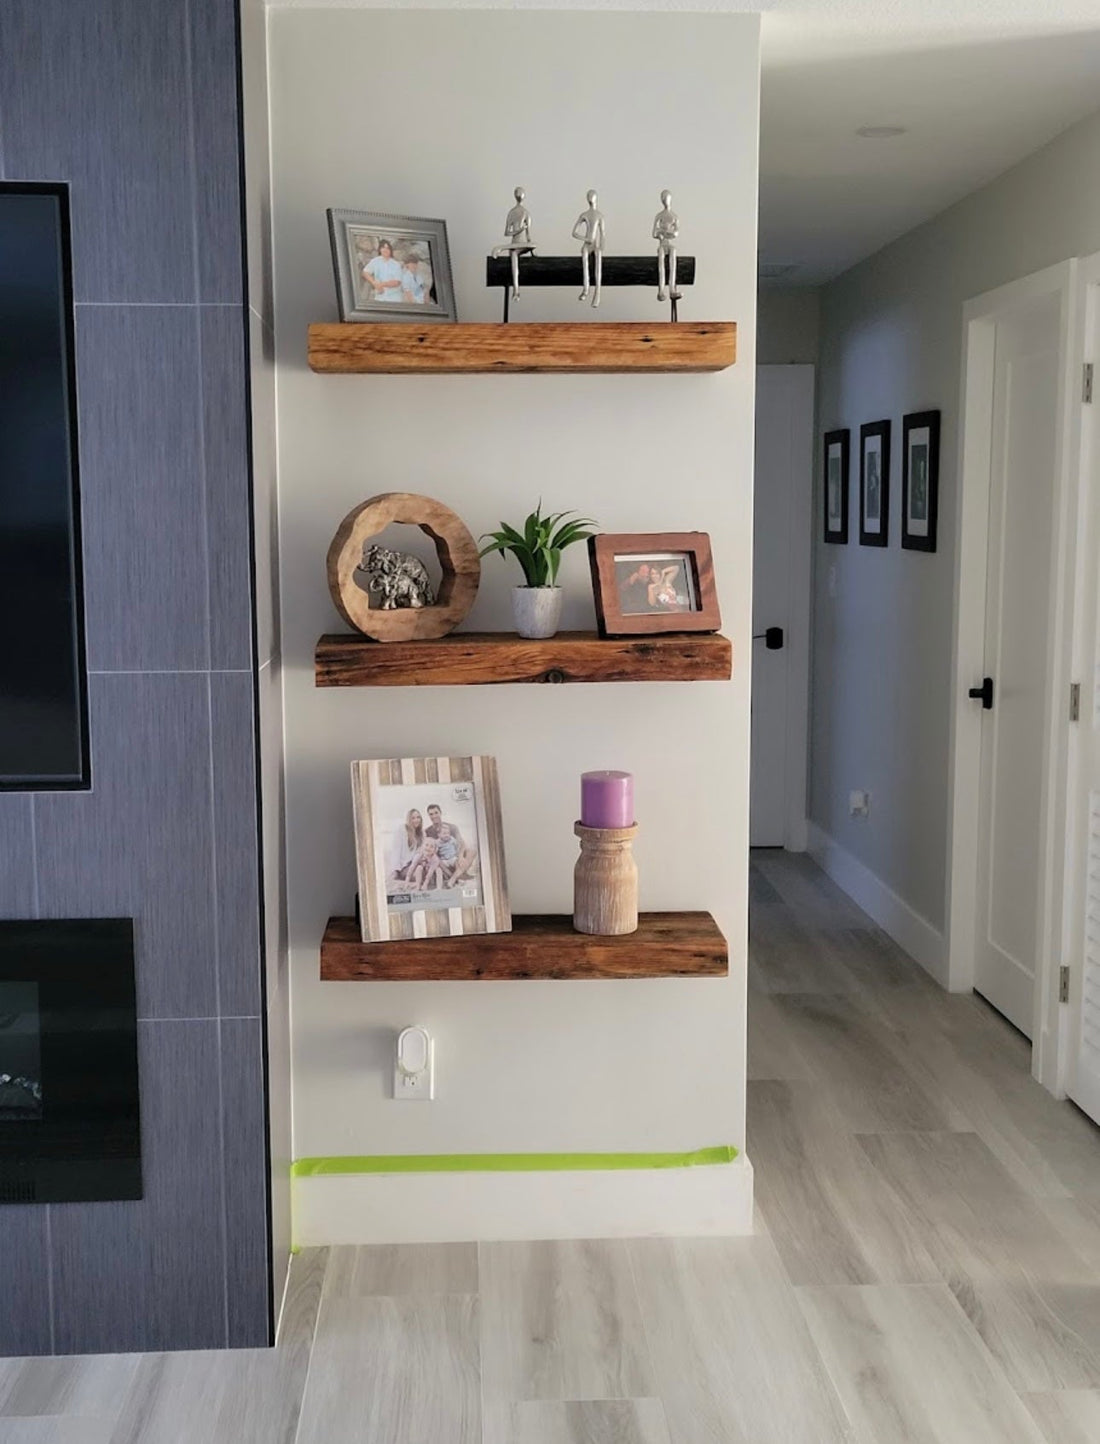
[307,321,736,374]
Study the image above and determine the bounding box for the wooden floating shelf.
[315,630,733,687]
[320,912,728,981]
[307,321,736,374]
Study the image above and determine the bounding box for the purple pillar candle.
[580,771,635,830]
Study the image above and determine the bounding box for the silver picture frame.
[326,208,457,324]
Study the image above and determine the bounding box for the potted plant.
[480,505,597,639]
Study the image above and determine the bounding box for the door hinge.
[1071,682,1081,722]
[1085,363,1094,404]
[1060,965,1070,1004]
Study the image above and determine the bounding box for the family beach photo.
[384,791,482,910]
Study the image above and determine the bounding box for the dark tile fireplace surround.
[0,0,274,1356]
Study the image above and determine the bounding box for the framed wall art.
[327,209,457,324]
[351,756,510,943]
[823,429,850,544]
[859,419,890,547]
[901,410,940,552]
[588,532,720,637]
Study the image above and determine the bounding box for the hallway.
[749,849,1100,1441]
[1,854,1098,1443]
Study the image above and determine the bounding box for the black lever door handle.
[968,677,994,710]
[752,627,785,650]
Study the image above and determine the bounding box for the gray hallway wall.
[0,0,272,1353]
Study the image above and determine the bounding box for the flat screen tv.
[0,182,89,790]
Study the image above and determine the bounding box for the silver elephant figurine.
[357,543,437,610]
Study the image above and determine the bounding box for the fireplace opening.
[0,982,44,1121]
[0,919,140,1204]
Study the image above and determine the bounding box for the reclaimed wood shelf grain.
[315,630,733,686]
[307,321,736,374]
[320,912,728,980]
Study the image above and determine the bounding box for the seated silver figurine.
[572,189,605,308]
[491,186,536,301]
[653,189,681,303]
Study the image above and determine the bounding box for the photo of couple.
[614,552,698,616]
[383,788,482,912]
[350,230,437,311]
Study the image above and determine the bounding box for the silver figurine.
[572,189,605,308]
[653,189,681,302]
[357,544,436,610]
[491,186,535,301]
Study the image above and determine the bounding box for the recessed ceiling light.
[856,125,907,139]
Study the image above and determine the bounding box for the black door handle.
[968,677,994,710]
[752,627,784,650]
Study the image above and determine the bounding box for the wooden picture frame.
[901,410,940,552]
[823,429,850,544]
[351,756,510,944]
[588,532,721,637]
[859,419,891,547]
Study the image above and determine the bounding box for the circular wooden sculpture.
[327,493,480,641]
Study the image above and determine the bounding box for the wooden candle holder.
[573,822,639,936]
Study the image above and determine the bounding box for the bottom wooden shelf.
[320,912,728,980]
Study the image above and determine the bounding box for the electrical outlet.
[849,789,871,818]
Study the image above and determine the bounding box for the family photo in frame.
[351,756,510,943]
[589,532,721,637]
[328,209,457,324]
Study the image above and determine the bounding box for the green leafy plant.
[479,504,597,588]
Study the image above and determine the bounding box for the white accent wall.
[812,105,1100,976]
[268,8,761,1241]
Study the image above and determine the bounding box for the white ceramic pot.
[512,585,563,639]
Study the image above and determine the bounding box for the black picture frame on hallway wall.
[901,410,940,552]
[859,419,891,547]
[823,429,850,544]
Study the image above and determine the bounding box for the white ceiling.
[761,1,1100,283]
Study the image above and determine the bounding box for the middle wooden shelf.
[321,911,728,980]
[315,629,733,686]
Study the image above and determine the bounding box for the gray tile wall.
[0,0,273,1354]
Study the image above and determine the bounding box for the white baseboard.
[806,822,948,986]
[293,1155,754,1246]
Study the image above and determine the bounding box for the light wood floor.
[2,851,1099,1442]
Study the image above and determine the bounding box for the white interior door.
[751,365,814,849]
[1068,267,1100,1125]
[973,295,1062,1037]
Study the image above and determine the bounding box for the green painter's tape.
[291,1145,737,1178]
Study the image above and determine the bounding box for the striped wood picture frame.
[351,756,511,943]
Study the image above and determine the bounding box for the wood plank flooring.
[1,852,1098,1442]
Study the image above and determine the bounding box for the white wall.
[812,105,1100,964]
[268,8,760,1240]
[241,0,293,1301]
[758,286,820,365]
